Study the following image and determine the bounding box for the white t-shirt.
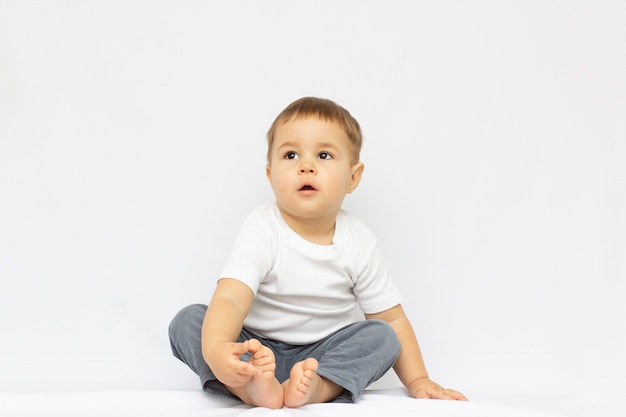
[219,204,403,345]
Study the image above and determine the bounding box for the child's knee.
[169,304,207,340]
[367,319,401,358]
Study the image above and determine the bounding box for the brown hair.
[266,97,363,164]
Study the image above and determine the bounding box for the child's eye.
[318,152,333,160]
[284,151,298,160]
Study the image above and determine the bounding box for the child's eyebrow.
[276,141,340,151]
[317,142,340,150]
[276,141,299,150]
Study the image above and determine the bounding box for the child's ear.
[266,164,272,182]
[347,162,364,193]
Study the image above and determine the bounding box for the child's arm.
[201,278,262,388]
[366,304,468,401]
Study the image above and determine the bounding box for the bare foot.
[247,339,276,380]
[226,339,284,409]
[282,358,343,408]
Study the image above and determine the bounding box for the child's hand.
[206,339,264,388]
[408,377,468,401]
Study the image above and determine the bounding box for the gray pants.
[168,304,401,403]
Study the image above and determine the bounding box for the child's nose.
[299,159,316,173]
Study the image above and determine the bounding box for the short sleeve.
[352,239,403,314]
[219,206,276,296]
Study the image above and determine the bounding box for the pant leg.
[312,319,401,403]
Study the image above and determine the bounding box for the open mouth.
[299,184,316,191]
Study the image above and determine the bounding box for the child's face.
[266,117,364,225]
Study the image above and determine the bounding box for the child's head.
[265,97,365,229]
[266,97,363,165]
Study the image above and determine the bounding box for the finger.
[415,387,447,400]
[236,359,262,377]
[433,387,455,400]
[445,389,468,401]
[431,388,466,401]
[231,340,253,355]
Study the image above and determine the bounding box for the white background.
[1,1,624,416]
